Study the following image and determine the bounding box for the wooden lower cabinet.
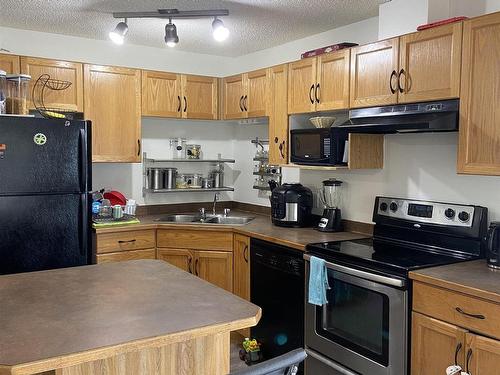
[467,333,500,375]
[411,312,466,374]
[157,248,193,273]
[196,251,233,292]
[96,248,156,263]
[233,234,250,301]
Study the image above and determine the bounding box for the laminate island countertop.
[93,212,371,251]
[410,260,500,304]
[0,260,261,375]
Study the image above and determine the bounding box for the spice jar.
[186,144,201,159]
[0,70,6,114]
[6,74,31,115]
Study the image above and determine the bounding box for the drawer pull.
[456,307,485,320]
[118,239,137,244]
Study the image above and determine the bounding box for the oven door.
[304,256,408,375]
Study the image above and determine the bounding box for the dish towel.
[308,256,330,306]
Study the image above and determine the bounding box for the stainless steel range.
[304,196,488,375]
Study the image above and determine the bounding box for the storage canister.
[6,74,31,115]
[149,168,164,190]
[163,168,177,189]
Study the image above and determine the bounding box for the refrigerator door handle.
[79,128,89,193]
[80,194,89,257]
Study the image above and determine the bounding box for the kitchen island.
[0,260,261,375]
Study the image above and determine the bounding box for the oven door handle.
[306,349,359,375]
[303,254,405,288]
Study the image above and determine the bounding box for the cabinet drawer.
[157,229,233,251]
[96,248,156,263]
[413,281,500,340]
[96,230,156,254]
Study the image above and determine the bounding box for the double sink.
[156,214,255,226]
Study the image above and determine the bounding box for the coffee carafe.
[317,179,343,232]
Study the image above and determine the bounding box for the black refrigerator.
[0,116,93,275]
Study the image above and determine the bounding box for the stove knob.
[380,202,388,212]
[389,202,398,212]
[444,208,455,219]
[458,211,470,222]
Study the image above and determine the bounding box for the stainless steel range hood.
[338,99,459,134]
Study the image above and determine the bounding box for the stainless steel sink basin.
[156,214,255,225]
[205,216,255,225]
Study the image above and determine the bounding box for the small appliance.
[290,127,347,166]
[317,178,343,232]
[486,222,500,269]
[270,183,313,227]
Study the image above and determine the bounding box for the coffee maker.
[317,179,343,232]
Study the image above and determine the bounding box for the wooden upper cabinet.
[288,58,316,114]
[20,57,83,111]
[223,74,246,119]
[316,49,350,111]
[350,38,399,108]
[411,312,467,375]
[141,70,181,118]
[269,64,289,165]
[399,23,462,103]
[84,64,141,163]
[0,53,20,74]
[181,74,218,120]
[233,234,250,301]
[466,333,500,375]
[195,250,233,292]
[457,12,500,175]
[246,69,268,117]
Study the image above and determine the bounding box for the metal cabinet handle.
[456,307,485,320]
[390,70,397,94]
[309,84,315,104]
[398,68,406,93]
[454,342,462,365]
[177,95,181,112]
[315,83,320,103]
[195,258,199,276]
[279,140,285,159]
[188,256,193,273]
[239,96,244,111]
[243,95,248,111]
[118,239,136,244]
[137,139,141,157]
[466,348,472,374]
[183,96,187,112]
[243,245,249,263]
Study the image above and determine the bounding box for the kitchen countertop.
[410,260,500,304]
[93,211,371,251]
[0,260,261,374]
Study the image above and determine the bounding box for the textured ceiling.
[0,0,386,57]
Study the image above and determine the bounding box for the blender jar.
[6,74,31,115]
[0,70,6,114]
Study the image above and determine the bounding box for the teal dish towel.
[308,256,330,306]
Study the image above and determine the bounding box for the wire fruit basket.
[32,74,78,119]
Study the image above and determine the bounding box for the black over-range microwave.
[290,128,348,166]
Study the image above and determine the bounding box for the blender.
[317,178,343,232]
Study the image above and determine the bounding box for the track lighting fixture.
[109,19,128,45]
[164,18,179,47]
[109,9,229,46]
[212,17,229,42]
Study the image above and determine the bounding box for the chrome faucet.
[212,193,220,216]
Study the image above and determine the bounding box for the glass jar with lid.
[6,74,31,115]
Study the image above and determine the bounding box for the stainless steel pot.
[163,168,177,189]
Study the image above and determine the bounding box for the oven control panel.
[376,197,475,227]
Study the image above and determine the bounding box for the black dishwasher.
[250,238,305,371]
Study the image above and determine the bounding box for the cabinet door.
[399,23,462,103]
[316,49,350,111]
[223,74,245,119]
[141,70,181,118]
[411,312,466,375]
[246,69,268,117]
[181,74,218,120]
[20,57,83,111]
[466,333,500,375]
[157,248,194,273]
[287,58,316,114]
[96,248,156,264]
[457,13,500,175]
[350,38,399,108]
[269,64,289,165]
[194,250,233,292]
[233,234,250,301]
[0,53,20,74]
[84,64,141,162]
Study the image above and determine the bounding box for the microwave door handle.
[303,254,405,287]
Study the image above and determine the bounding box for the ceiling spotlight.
[109,19,128,45]
[212,17,229,42]
[164,19,179,47]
